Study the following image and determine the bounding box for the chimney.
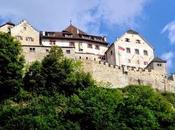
[77,29,80,34]
[104,36,107,42]
[42,31,45,36]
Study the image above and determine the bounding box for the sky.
[0,0,175,73]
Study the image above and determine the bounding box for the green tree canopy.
[0,32,24,100]
[23,46,94,96]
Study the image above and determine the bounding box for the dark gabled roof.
[127,29,139,35]
[63,24,87,35]
[151,57,167,63]
[41,24,108,46]
[0,21,15,27]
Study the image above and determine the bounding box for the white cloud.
[0,0,148,34]
[162,21,175,44]
[161,51,174,71]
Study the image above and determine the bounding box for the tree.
[119,85,175,129]
[23,46,94,96]
[66,86,123,130]
[0,32,24,100]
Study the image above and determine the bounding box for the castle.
[0,20,175,92]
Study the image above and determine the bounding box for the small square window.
[126,48,131,53]
[66,50,71,54]
[135,49,139,55]
[95,45,100,50]
[144,61,148,65]
[128,59,131,63]
[50,40,56,45]
[144,50,148,56]
[29,48,35,52]
[24,26,27,30]
[157,64,162,67]
[46,49,49,52]
[69,42,75,47]
[88,44,93,48]
[125,38,130,42]
[26,37,34,42]
[136,40,141,44]
[16,35,23,40]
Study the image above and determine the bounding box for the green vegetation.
[0,33,24,100]
[0,34,175,130]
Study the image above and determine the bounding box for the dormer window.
[65,34,73,38]
[125,38,130,42]
[136,39,141,44]
[47,32,55,36]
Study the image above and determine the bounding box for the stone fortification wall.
[79,57,175,93]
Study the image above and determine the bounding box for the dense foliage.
[0,34,175,130]
[23,46,94,96]
[0,33,24,100]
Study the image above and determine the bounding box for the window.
[64,34,73,38]
[126,48,131,53]
[128,59,131,63]
[110,50,113,55]
[125,38,130,42]
[88,44,92,48]
[69,42,75,47]
[144,61,148,65]
[24,26,27,30]
[16,35,23,40]
[26,37,34,42]
[79,42,83,51]
[137,60,140,64]
[66,50,71,54]
[29,48,35,52]
[136,39,141,44]
[157,63,162,67]
[95,45,100,50]
[102,56,106,60]
[50,40,56,45]
[46,49,49,52]
[135,49,139,55]
[143,50,148,56]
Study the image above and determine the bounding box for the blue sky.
[0,0,175,73]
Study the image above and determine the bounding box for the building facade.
[41,24,108,61]
[106,30,154,68]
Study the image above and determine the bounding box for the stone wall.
[22,45,75,63]
[80,58,175,93]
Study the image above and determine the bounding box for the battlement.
[74,56,175,92]
[75,56,158,74]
